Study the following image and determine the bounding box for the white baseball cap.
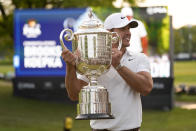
[104,13,138,30]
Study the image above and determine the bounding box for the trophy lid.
[78,8,103,29]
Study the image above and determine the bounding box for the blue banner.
[14,8,86,77]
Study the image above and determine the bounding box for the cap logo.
[120,16,126,19]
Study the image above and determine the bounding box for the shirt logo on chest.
[128,58,134,61]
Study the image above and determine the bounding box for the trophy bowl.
[60,8,119,120]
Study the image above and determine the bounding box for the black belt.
[92,127,140,131]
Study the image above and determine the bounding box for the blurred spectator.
[121,7,149,55]
[187,86,196,95]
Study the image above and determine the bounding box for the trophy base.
[75,113,114,120]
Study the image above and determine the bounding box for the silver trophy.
[60,8,120,120]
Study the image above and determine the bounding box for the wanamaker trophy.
[59,8,120,120]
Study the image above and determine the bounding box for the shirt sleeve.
[136,53,151,73]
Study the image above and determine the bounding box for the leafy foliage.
[174,25,196,55]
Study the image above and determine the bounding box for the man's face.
[112,25,131,48]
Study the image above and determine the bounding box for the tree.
[174,25,196,56]
[0,1,13,59]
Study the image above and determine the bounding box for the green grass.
[175,94,196,102]
[0,61,196,131]
[0,64,14,74]
[1,80,196,131]
[142,109,196,131]
[174,61,196,86]
[0,80,91,131]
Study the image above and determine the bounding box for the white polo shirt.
[77,50,150,131]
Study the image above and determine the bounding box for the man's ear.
[107,29,113,32]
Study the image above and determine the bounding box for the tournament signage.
[14,9,86,77]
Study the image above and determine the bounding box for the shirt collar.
[125,49,133,56]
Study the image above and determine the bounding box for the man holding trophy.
[61,10,153,131]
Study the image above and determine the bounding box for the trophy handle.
[111,32,121,51]
[59,28,74,50]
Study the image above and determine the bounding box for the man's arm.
[112,48,153,96]
[117,67,153,96]
[65,64,88,101]
[62,49,88,101]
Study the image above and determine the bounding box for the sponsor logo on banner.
[23,19,42,38]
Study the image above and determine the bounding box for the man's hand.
[61,48,77,66]
[112,48,122,68]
